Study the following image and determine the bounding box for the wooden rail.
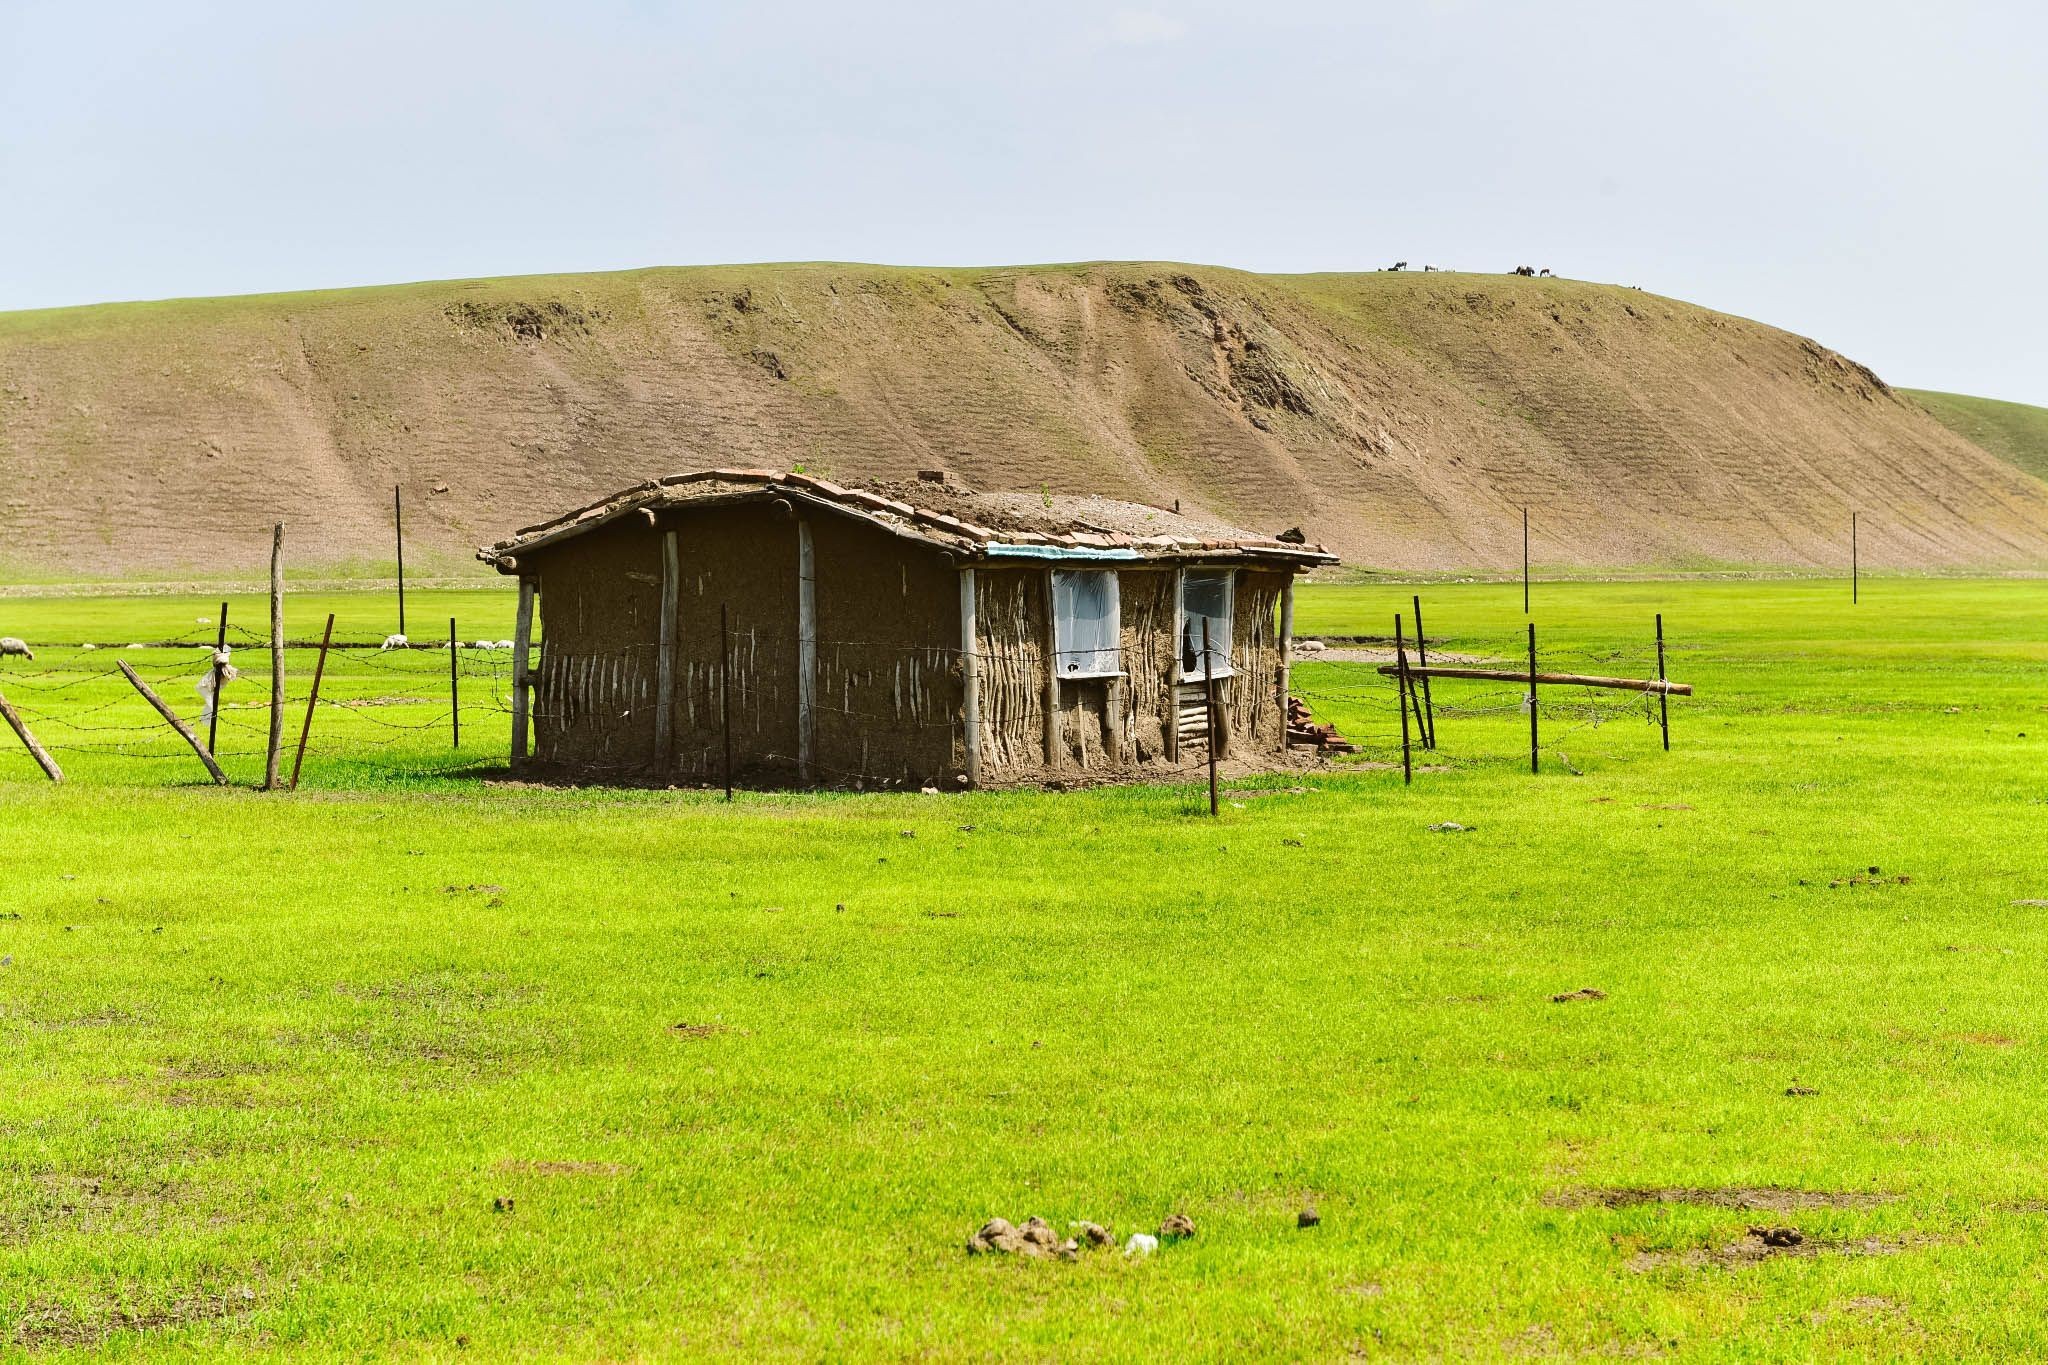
[1375,664,1691,696]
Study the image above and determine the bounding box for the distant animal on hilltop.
[1387,261,1408,272]
[0,637,33,662]
[1539,268,1554,277]
[1512,265,1537,277]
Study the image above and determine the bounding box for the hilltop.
[3,262,2046,578]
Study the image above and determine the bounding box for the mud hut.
[478,470,1336,787]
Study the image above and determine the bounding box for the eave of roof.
[476,470,1338,570]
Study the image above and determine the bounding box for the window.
[1052,570,1121,678]
[1180,570,1234,680]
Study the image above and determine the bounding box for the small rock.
[966,1217,1028,1255]
[0,955,11,967]
[1020,1215,1057,1248]
[1056,1238,1081,1261]
[1298,1206,1321,1228]
[1074,1220,1113,1247]
[1428,821,1472,834]
[1124,1232,1159,1257]
[1159,1212,1196,1240]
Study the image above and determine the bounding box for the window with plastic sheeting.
[1179,570,1234,680]
[1051,570,1122,678]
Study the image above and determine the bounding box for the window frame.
[1179,568,1235,682]
[1051,568,1124,680]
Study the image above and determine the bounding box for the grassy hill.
[1904,388,2048,486]
[3,262,2046,579]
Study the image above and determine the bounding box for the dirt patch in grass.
[669,1021,744,1039]
[1550,1187,1895,1212]
[1625,1227,1905,1271]
[495,1159,630,1177]
[8,1287,253,1350]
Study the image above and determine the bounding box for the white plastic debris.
[380,634,408,651]
[194,649,240,722]
[1124,1233,1159,1257]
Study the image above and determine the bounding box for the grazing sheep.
[81,643,97,652]
[471,639,495,650]
[494,639,514,650]
[380,633,409,651]
[1387,261,1408,272]
[0,636,33,662]
[1512,265,1536,277]
[1539,267,1554,277]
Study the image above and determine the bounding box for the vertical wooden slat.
[797,519,816,781]
[1042,568,1060,767]
[655,528,677,770]
[959,567,980,787]
[511,577,536,766]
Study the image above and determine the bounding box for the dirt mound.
[4,262,2046,577]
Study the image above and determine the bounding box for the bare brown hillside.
[2,262,2044,578]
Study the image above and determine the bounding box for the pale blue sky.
[3,0,2043,403]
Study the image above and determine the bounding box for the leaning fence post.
[1203,618,1219,816]
[290,613,335,790]
[207,599,229,757]
[0,688,62,782]
[1394,614,1413,786]
[119,660,228,785]
[1412,593,1437,749]
[1526,622,1539,774]
[1655,613,1670,752]
[264,524,285,789]
[449,618,461,748]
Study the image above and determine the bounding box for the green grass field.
[2,578,2046,1358]
[1907,388,2048,486]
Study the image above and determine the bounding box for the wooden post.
[1394,614,1413,787]
[206,599,228,757]
[291,613,335,790]
[119,660,228,785]
[655,528,678,769]
[1168,567,1185,764]
[1412,593,1436,749]
[959,568,981,787]
[1399,611,1429,744]
[394,483,407,637]
[796,519,816,782]
[448,617,461,748]
[720,602,734,801]
[1203,618,1219,815]
[1277,575,1295,718]
[265,524,285,789]
[0,688,62,782]
[511,578,535,766]
[1526,621,1539,774]
[1522,507,1530,615]
[1655,613,1670,752]
[1851,511,1859,605]
[1041,568,1061,768]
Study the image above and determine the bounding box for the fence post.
[1395,613,1413,786]
[1527,621,1539,774]
[265,524,285,789]
[119,660,228,785]
[207,599,229,757]
[0,688,62,782]
[1203,618,1219,816]
[395,484,407,637]
[449,617,461,748]
[1522,507,1530,615]
[1851,511,1859,605]
[721,602,734,802]
[291,613,335,790]
[1412,593,1436,749]
[1655,613,1670,752]
[511,578,535,766]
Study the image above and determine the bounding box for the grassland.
[2,579,2046,1358]
[1907,388,2048,485]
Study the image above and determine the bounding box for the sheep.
[494,639,514,651]
[1387,261,1408,272]
[0,636,33,662]
[380,633,409,651]
[80,643,97,651]
[1512,265,1536,277]
[1539,267,1554,277]
[471,639,495,651]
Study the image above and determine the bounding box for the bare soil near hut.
[5,263,2048,581]
[2,577,2047,1356]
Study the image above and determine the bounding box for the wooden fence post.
[1203,618,1219,816]
[395,484,407,636]
[207,599,229,757]
[291,613,335,790]
[959,568,981,788]
[1526,622,1539,774]
[119,660,228,785]
[0,688,62,782]
[449,617,461,748]
[1412,593,1436,749]
[655,528,678,770]
[1655,613,1670,752]
[511,578,535,766]
[1395,613,1413,786]
[265,524,285,789]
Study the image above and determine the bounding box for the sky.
[2,0,2044,405]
